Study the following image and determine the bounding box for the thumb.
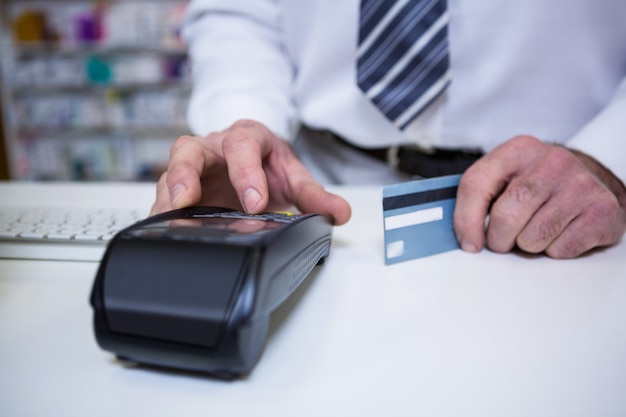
[292,183,352,225]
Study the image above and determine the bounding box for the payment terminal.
[90,206,332,378]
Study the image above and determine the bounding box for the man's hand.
[151,119,352,225]
[454,135,626,258]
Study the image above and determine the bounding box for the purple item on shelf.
[163,55,188,80]
[75,11,103,43]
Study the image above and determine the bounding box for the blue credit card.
[382,174,461,265]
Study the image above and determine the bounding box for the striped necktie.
[357,0,451,130]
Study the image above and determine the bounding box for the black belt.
[331,133,484,178]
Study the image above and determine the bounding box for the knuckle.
[509,134,541,150]
[489,181,540,228]
[504,180,537,205]
[222,134,247,152]
[486,183,540,252]
[223,123,257,150]
[231,119,262,131]
[170,134,196,156]
[236,164,260,182]
[590,193,619,218]
[586,196,624,244]
[571,170,598,191]
[488,204,511,226]
[546,195,624,258]
[488,200,523,232]
[517,216,563,254]
[536,219,564,246]
[542,147,594,187]
[545,145,574,171]
[225,120,267,146]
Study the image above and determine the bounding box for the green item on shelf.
[86,56,112,84]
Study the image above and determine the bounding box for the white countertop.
[1,181,625,417]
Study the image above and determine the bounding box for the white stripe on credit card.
[384,206,444,231]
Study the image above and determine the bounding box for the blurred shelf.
[12,81,192,95]
[16,126,190,138]
[13,42,188,57]
[1,0,190,181]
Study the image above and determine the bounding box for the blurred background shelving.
[0,0,190,181]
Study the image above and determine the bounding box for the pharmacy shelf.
[13,43,188,56]
[12,82,191,95]
[16,126,190,139]
[0,0,190,181]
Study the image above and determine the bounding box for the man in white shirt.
[151,0,626,259]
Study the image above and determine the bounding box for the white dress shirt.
[183,0,626,182]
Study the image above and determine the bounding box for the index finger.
[221,121,274,213]
[454,160,505,252]
[165,135,214,209]
[453,139,532,252]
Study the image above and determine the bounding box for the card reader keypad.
[194,211,299,223]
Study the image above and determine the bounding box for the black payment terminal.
[90,206,333,379]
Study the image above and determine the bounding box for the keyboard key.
[19,232,47,239]
[0,206,147,261]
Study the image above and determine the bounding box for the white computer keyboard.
[0,207,148,261]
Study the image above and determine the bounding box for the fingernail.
[171,183,186,207]
[242,188,262,213]
[461,240,479,253]
[456,234,477,253]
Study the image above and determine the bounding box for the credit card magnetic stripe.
[382,186,458,211]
